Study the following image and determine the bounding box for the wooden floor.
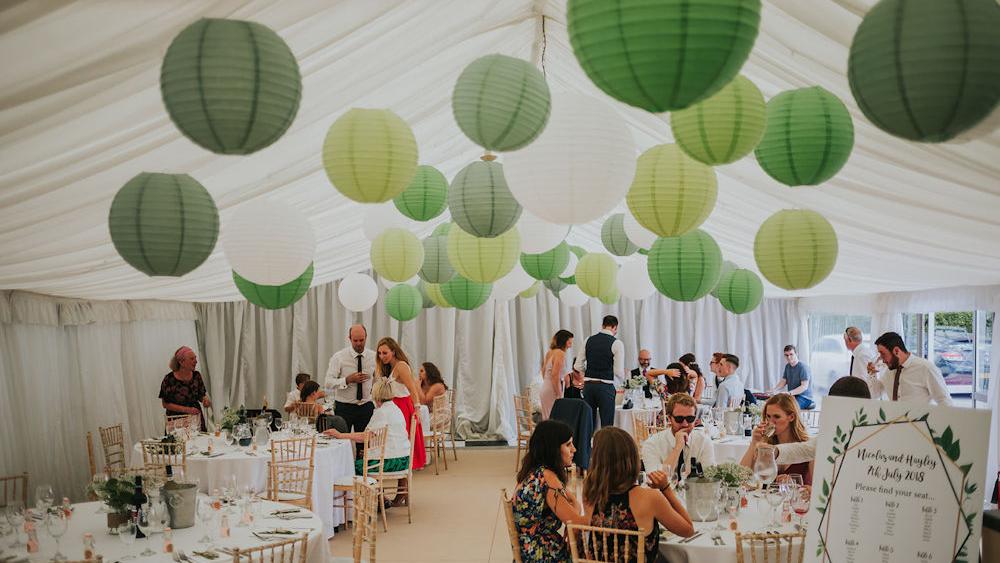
[328,447,516,563]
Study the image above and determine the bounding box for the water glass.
[35,484,55,511]
[136,506,156,557]
[4,503,25,547]
[196,497,215,545]
[45,510,68,560]
[116,522,137,560]
[765,486,784,527]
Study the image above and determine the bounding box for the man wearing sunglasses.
[640,393,716,480]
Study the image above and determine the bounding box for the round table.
[712,435,753,463]
[614,401,662,438]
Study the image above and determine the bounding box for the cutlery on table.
[678,531,704,544]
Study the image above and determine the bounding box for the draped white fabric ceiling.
[1,0,998,302]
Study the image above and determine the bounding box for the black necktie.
[675,449,685,482]
[892,366,902,401]
[849,355,855,376]
[356,354,363,401]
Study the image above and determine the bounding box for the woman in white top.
[375,337,426,472]
[539,330,573,419]
[323,378,411,474]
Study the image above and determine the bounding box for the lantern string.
[540,15,547,79]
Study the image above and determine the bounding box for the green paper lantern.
[848,0,1000,143]
[710,260,739,298]
[521,242,571,281]
[394,165,448,221]
[385,284,423,321]
[370,228,424,282]
[452,54,552,151]
[544,278,569,296]
[109,172,219,277]
[322,108,418,203]
[233,263,312,310]
[716,268,763,314]
[423,282,453,308]
[560,245,588,285]
[601,214,638,256]
[627,144,717,237]
[671,75,766,164]
[575,253,618,299]
[419,236,455,284]
[599,285,620,305]
[417,281,435,309]
[754,87,854,186]
[448,159,521,238]
[648,229,723,301]
[567,0,762,112]
[519,281,543,299]
[431,222,452,238]
[447,226,520,283]
[441,275,492,310]
[160,19,301,155]
[754,209,838,290]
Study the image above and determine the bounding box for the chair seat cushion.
[334,475,377,487]
[277,491,307,501]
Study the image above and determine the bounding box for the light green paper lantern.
[716,268,763,314]
[754,209,838,290]
[370,228,424,282]
[322,108,418,203]
[627,144,717,237]
[385,284,423,321]
[419,236,455,284]
[567,0,762,112]
[521,242,571,281]
[447,226,520,283]
[160,19,301,155]
[601,213,638,256]
[417,281,435,309]
[754,87,854,186]
[519,281,543,299]
[423,282,453,308]
[448,158,521,238]
[394,165,448,221]
[575,253,618,299]
[560,245,588,285]
[452,54,551,151]
[599,285,620,305]
[648,229,723,301]
[109,172,219,277]
[710,260,739,298]
[544,278,569,296]
[671,75,766,164]
[431,222,452,238]
[233,263,312,310]
[441,275,492,310]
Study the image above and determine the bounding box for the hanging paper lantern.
[385,284,423,321]
[448,158,521,237]
[567,0,761,112]
[108,172,219,277]
[716,268,764,314]
[519,281,543,299]
[559,284,589,307]
[423,281,452,308]
[601,213,638,256]
[623,212,658,250]
[848,0,1000,143]
[627,144,717,237]
[647,229,722,301]
[544,277,569,296]
[517,210,570,254]
[521,242,571,281]
[338,273,379,312]
[492,263,536,301]
[393,165,448,221]
[447,226,520,283]
[431,222,452,238]
[710,260,739,298]
[322,108,418,203]
[418,236,455,284]
[233,263,312,310]
[754,87,854,186]
[441,275,492,310]
[575,253,618,299]
[560,245,587,284]
[452,54,552,151]
[505,93,636,225]
[599,285,619,305]
[417,282,435,309]
[222,199,315,286]
[361,202,410,242]
[370,228,424,282]
[671,75,767,164]
[380,275,419,290]
[754,209,838,290]
[160,19,301,155]
[617,258,656,300]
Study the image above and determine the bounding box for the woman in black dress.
[159,346,212,431]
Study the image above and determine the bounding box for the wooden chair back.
[230,533,308,563]
[568,523,647,563]
[291,402,323,424]
[0,473,28,508]
[360,426,388,479]
[140,439,187,474]
[501,488,523,563]
[270,436,316,465]
[799,410,821,429]
[734,531,806,563]
[631,416,650,445]
[86,432,98,479]
[513,394,535,435]
[267,462,314,511]
[352,479,379,563]
[105,466,167,482]
[98,423,127,471]
[430,392,451,432]
[165,413,200,434]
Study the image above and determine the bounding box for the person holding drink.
[323,325,377,435]
[740,393,813,485]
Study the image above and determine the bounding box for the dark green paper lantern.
[848,0,1000,143]
[109,172,219,277]
[160,19,301,155]
[385,284,423,321]
[716,268,763,314]
[601,213,638,256]
[647,229,723,301]
[441,275,492,311]
[394,165,448,221]
[233,263,312,310]
[448,158,521,238]
[754,87,854,186]
[521,242,571,281]
[419,235,455,284]
[567,0,762,112]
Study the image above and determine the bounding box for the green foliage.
[89,477,139,512]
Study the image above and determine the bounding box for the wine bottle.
[165,465,175,487]
[262,393,269,412]
[132,476,147,539]
[689,457,701,478]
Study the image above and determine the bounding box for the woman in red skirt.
[375,337,427,488]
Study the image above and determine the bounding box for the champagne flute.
[4,503,25,547]
[45,510,68,560]
[35,484,55,511]
[116,522,137,560]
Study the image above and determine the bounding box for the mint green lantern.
[371,228,424,282]
[671,75,766,164]
[447,226,520,283]
[716,268,763,314]
[385,284,423,321]
[322,108,418,203]
[627,144,717,237]
[233,263,312,310]
[419,236,455,284]
[441,275,492,310]
[521,242,571,281]
[545,278,568,297]
[575,253,617,299]
[448,158,521,238]
[648,229,723,301]
[754,209,838,290]
[394,165,448,221]
[601,213,638,256]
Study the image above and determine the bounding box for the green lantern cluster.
[627,144,717,237]
[160,19,301,155]
[754,87,854,186]
[567,0,762,112]
[715,268,763,314]
[544,278,568,297]
[385,284,423,321]
[521,242,571,281]
[848,0,1000,143]
[448,158,521,238]
[560,245,587,285]
[710,260,739,299]
[447,226,520,283]
[754,209,838,290]
[575,253,618,299]
[647,229,723,301]
[452,54,552,151]
[322,108,418,203]
[394,165,448,221]
[601,214,638,256]
[108,172,220,277]
[417,281,435,308]
[441,275,492,310]
[233,263,312,310]
[370,228,424,282]
[671,75,766,164]
[419,235,455,284]
[519,281,543,299]
[423,281,453,308]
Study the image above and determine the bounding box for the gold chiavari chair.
[799,410,821,429]
[291,402,324,425]
[105,466,166,482]
[140,439,187,475]
[1,473,28,508]
[631,416,650,446]
[333,427,387,526]
[165,413,200,433]
[448,388,459,462]
[352,478,379,563]
[86,432,98,480]
[229,533,308,563]
[267,436,316,511]
[568,523,647,563]
[369,412,418,532]
[501,489,524,563]
[513,394,535,471]
[735,531,806,563]
[426,392,453,475]
[98,423,127,471]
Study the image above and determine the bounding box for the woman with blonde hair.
[375,337,426,472]
[323,377,411,475]
[539,329,573,419]
[741,393,813,485]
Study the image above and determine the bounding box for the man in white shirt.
[324,324,378,434]
[642,393,715,479]
[844,326,877,387]
[867,331,953,406]
[714,354,745,409]
[574,315,625,428]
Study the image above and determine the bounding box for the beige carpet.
[328,447,517,563]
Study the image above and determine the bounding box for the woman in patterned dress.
[159,346,212,431]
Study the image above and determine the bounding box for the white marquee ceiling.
[1,0,998,302]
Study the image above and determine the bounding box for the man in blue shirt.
[714,354,745,409]
[769,344,815,410]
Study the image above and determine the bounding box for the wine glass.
[693,496,712,526]
[273,418,284,437]
[196,497,215,545]
[753,446,778,489]
[136,505,157,557]
[713,486,729,531]
[4,502,25,547]
[45,510,68,560]
[765,485,784,527]
[116,522,137,560]
[35,484,54,512]
[792,487,811,527]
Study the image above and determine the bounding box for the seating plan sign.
[806,397,990,563]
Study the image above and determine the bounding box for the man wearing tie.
[844,326,876,380]
[631,349,674,397]
[323,324,377,436]
[867,331,953,405]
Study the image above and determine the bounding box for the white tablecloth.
[712,436,753,463]
[132,434,354,539]
[613,401,661,438]
[419,404,430,430]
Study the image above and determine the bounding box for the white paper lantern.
[617,258,655,300]
[380,276,418,289]
[362,202,410,241]
[623,212,657,250]
[504,93,636,225]
[492,262,536,301]
[338,273,379,312]
[559,284,589,307]
[223,199,315,286]
[517,210,571,254]
[561,251,580,278]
